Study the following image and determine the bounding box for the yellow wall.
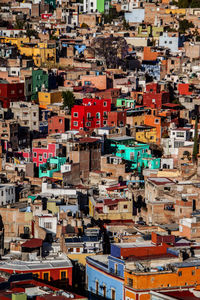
[0,37,30,47]
[136,128,157,144]
[165,8,186,14]
[38,91,62,108]
[67,253,95,266]
[47,201,59,215]
[18,42,56,67]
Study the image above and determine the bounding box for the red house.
[143,83,169,109]
[0,81,25,108]
[48,115,70,134]
[107,111,126,127]
[32,143,58,167]
[71,98,111,131]
[178,83,193,95]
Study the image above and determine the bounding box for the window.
[103,285,106,298]
[192,270,195,275]
[48,153,53,158]
[44,222,52,229]
[128,277,133,287]
[103,101,107,107]
[43,153,47,159]
[33,112,37,117]
[33,152,37,158]
[95,280,99,295]
[124,205,128,209]
[111,289,116,300]
[33,122,36,126]
[43,272,49,281]
[86,122,91,127]
[39,155,43,162]
[1,191,3,196]
[96,112,100,119]
[73,112,78,117]
[59,119,63,124]
[11,90,15,94]
[87,112,91,118]
[115,263,118,274]
[176,132,184,138]
[155,119,159,124]
[178,271,182,276]
[103,120,107,125]
[73,121,78,126]
[61,271,66,279]
[96,121,100,125]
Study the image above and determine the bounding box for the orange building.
[124,261,200,300]
[143,47,159,61]
[144,109,162,145]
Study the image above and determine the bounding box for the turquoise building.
[110,137,160,172]
[39,157,66,178]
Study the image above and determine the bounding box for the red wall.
[48,116,66,134]
[143,92,169,109]
[107,111,126,127]
[0,267,72,285]
[151,232,175,245]
[0,82,25,108]
[32,143,56,167]
[178,83,192,96]
[71,98,111,131]
[120,243,169,258]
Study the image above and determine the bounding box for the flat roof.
[148,177,175,186]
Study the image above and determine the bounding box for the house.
[159,32,179,53]
[0,184,16,206]
[0,80,25,108]
[109,136,160,172]
[39,157,66,178]
[32,69,48,101]
[38,91,62,109]
[71,98,111,131]
[143,83,170,109]
[10,101,39,132]
[32,141,61,167]
[48,115,70,134]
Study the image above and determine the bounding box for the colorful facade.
[32,143,58,167]
[116,98,135,109]
[39,156,66,178]
[0,81,25,108]
[71,98,111,131]
[38,91,62,108]
[110,138,160,172]
[32,69,48,101]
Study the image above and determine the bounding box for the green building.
[97,0,105,13]
[12,293,27,300]
[32,69,48,101]
[39,157,66,178]
[116,98,135,109]
[45,0,56,10]
[110,137,160,172]
[137,25,163,38]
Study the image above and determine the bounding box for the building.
[48,115,70,134]
[32,69,48,101]
[38,91,62,109]
[0,120,19,151]
[159,32,179,53]
[109,137,160,172]
[0,80,25,108]
[10,101,39,131]
[71,98,111,131]
[143,83,170,109]
[39,157,66,178]
[0,184,15,206]
[32,141,61,167]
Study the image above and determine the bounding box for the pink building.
[32,143,58,167]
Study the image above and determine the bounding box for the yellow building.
[165,8,186,14]
[0,37,30,48]
[18,42,56,67]
[136,126,157,144]
[38,91,62,108]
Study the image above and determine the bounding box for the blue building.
[86,255,124,300]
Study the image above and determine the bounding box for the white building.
[0,184,16,206]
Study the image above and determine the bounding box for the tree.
[179,19,194,34]
[62,91,75,114]
[192,116,199,162]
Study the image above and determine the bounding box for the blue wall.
[86,257,124,300]
[108,256,124,278]
[110,244,121,258]
[125,9,144,23]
